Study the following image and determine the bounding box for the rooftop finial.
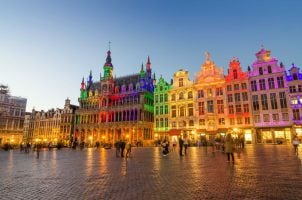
[205,51,210,62]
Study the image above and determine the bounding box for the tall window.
[245,117,250,124]
[216,87,223,96]
[261,94,268,110]
[171,94,176,101]
[279,92,287,108]
[160,94,163,102]
[259,79,266,90]
[155,106,159,115]
[243,104,249,113]
[235,105,242,113]
[219,118,225,125]
[233,69,238,79]
[251,80,257,91]
[241,83,247,90]
[198,102,205,115]
[277,77,284,88]
[160,106,163,114]
[217,100,224,114]
[165,105,168,114]
[234,93,241,102]
[252,95,260,111]
[179,106,185,117]
[268,78,275,89]
[179,78,183,87]
[293,74,298,80]
[268,65,272,73]
[293,109,300,120]
[207,100,214,113]
[270,93,278,109]
[155,95,158,103]
[227,94,233,103]
[189,120,194,126]
[160,118,164,127]
[289,86,296,93]
[199,119,205,126]
[188,103,193,116]
[188,91,193,99]
[234,84,240,91]
[198,90,204,98]
[171,106,176,118]
[242,92,248,101]
[165,118,168,127]
[164,94,168,102]
[156,119,159,128]
[259,67,263,75]
[227,85,232,91]
[229,105,234,114]
[179,92,184,100]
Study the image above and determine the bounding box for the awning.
[168,129,181,136]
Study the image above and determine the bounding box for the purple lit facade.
[287,64,302,140]
[248,48,292,144]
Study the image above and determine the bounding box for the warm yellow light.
[192,130,196,135]
[35,138,38,142]
[89,136,92,140]
[155,133,158,137]
[43,138,47,142]
[233,128,238,132]
[102,135,105,139]
[11,139,15,143]
[54,138,58,141]
[126,134,129,138]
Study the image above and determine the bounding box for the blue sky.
[0,0,301,111]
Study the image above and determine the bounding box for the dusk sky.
[1,0,301,112]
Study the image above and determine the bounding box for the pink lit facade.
[248,48,292,144]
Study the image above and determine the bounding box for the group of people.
[114,140,132,158]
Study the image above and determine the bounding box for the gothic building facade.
[74,50,155,146]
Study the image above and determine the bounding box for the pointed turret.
[103,50,114,79]
[140,63,146,78]
[146,56,151,71]
[88,70,93,84]
[81,77,85,89]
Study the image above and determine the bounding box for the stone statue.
[205,51,210,62]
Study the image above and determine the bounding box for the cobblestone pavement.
[1,145,302,200]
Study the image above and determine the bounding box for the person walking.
[125,141,132,158]
[225,134,235,163]
[183,135,189,155]
[120,140,126,158]
[115,140,121,157]
[293,136,299,155]
[179,137,184,156]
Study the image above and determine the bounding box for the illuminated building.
[287,64,302,140]
[154,76,171,141]
[24,98,78,145]
[194,52,226,140]
[225,58,253,143]
[0,84,27,146]
[75,51,155,146]
[168,69,195,142]
[248,48,292,144]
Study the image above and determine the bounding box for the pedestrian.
[120,140,126,158]
[183,135,189,155]
[172,139,177,152]
[125,140,132,158]
[115,140,121,157]
[36,143,41,159]
[293,136,299,155]
[225,134,235,163]
[179,137,184,156]
[162,139,169,156]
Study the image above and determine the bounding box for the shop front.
[256,128,291,144]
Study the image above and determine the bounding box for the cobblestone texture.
[0,145,302,200]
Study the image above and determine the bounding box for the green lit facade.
[154,76,171,140]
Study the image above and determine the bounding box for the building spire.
[81,77,85,89]
[146,56,151,71]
